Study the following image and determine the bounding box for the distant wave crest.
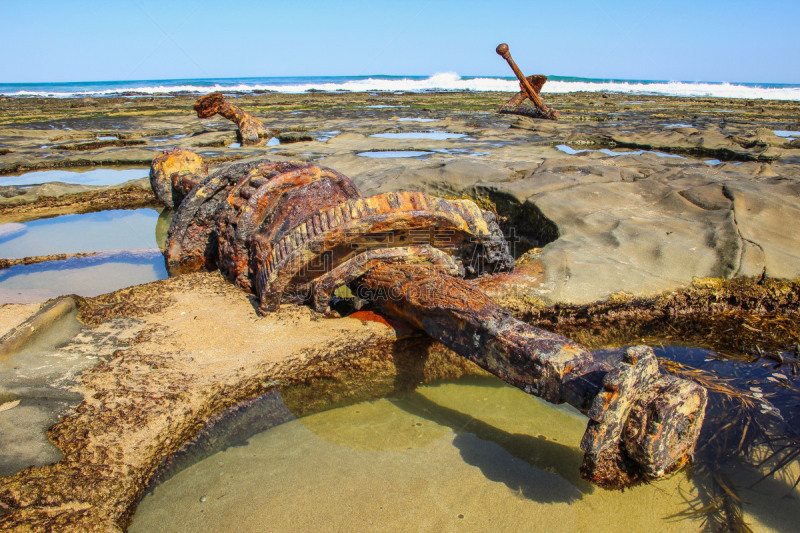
[544,79,800,100]
[3,72,799,100]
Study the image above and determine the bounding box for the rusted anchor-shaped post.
[499,74,548,114]
[496,43,559,120]
[194,92,271,144]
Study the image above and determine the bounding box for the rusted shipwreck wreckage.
[151,146,707,488]
[193,43,559,144]
[194,91,272,145]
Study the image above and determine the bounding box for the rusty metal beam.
[499,75,548,115]
[194,92,271,144]
[152,150,707,488]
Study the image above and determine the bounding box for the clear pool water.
[130,344,800,532]
[357,150,434,158]
[0,209,162,259]
[0,208,169,302]
[0,249,166,303]
[370,132,467,140]
[556,144,685,159]
[0,167,148,187]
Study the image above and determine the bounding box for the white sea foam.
[543,79,800,101]
[3,72,799,100]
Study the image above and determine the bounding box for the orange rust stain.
[349,310,391,327]
[349,310,418,339]
[561,344,587,357]
[602,390,618,411]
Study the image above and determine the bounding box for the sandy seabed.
[130,379,799,532]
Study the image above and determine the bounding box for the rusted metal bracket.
[496,43,559,120]
[151,149,706,488]
[194,92,271,144]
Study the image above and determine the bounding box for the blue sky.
[2,0,798,84]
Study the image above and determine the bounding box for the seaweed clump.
[516,277,800,357]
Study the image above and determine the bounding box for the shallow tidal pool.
[130,351,800,533]
[0,167,148,187]
[369,132,468,140]
[0,208,169,302]
[357,150,434,158]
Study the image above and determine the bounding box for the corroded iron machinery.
[194,92,271,144]
[151,149,706,488]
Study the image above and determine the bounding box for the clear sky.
[2,0,798,84]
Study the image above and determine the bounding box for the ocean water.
[1,72,799,100]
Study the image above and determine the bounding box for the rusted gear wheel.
[156,151,512,313]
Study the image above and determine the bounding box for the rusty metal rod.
[499,75,547,114]
[194,92,271,144]
[496,43,559,120]
[357,262,706,488]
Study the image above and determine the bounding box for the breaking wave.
[2,72,799,100]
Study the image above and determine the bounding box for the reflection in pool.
[0,167,148,187]
[0,209,163,258]
[357,150,434,158]
[396,118,438,122]
[0,250,167,303]
[370,132,467,140]
[0,208,170,302]
[314,131,341,142]
[130,344,800,532]
[556,144,685,159]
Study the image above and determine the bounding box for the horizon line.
[2,74,800,88]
